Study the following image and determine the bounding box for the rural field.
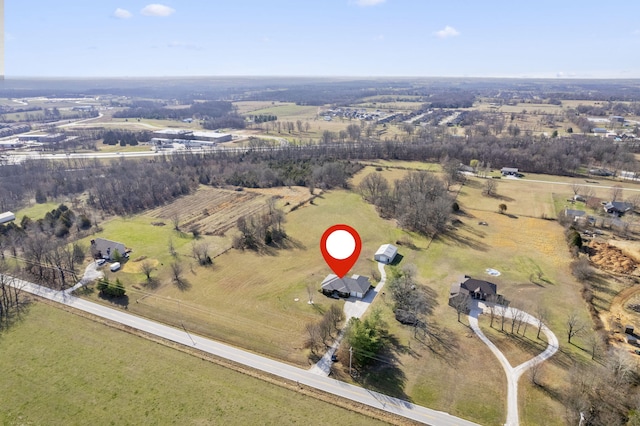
[0,302,387,426]
[65,160,640,425]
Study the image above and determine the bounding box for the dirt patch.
[122,258,159,274]
[588,241,639,275]
[151,222,166,227]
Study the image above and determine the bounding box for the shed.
[374,244,398,264]
[0,211,16,225]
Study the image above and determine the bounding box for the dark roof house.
[449,275,505,307]
[604,201,633,216]
[90,238,126,260]
[321,274,371,299]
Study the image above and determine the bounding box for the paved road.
[7,275,479,426]
[310,261,389,376]
[468,301,559,426]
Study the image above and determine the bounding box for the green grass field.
[0,302,386,426]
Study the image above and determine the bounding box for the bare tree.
[566,312,586,344]
[358,173,389,204]
[498,304,508,332]
[528,361,543,386]
[610,185,623,202]
[483,179,498,197]
[140,260,154,283]
[305,322,323,355]
[168,238,177,257]
[571,183,585,197]
[170,262,184,285]
[536,305,549,339]
[586,333,603,360]
[171,213,181,231]
[452,293,470,322]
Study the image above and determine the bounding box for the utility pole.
[349,346,353,376]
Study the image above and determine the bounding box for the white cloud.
[113,8,133,19]
[435,26,460,39]
[354,0,386,6]
[141,4,176,17]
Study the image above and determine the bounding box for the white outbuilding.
[0,211,16,225]
[374,243,398,264]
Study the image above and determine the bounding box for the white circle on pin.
[326,230,356,260]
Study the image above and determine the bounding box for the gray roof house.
[90,238,126,260]
[374,244,398,264]
[321,274,371,299]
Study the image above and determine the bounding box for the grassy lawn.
[13,201,61,221]
[0,302,386,426]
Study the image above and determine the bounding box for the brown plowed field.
[146,187,268,236]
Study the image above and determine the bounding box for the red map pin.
[320,224,362,278]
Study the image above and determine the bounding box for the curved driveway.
[7,275,479,426]
[468,302,559,426]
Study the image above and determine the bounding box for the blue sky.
[4,1,640,78]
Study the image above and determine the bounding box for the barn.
[374,244,398,264]
[0,211,16,225]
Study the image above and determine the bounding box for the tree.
[498,203,507,214]
[358,173,389,204]
[35,188,47,204]
[346,124,361,141]
[611,185,623,202]
[535,305,549,340]
[483,179,498,196]
[141,260,154,283]
[566,312,586,344]
[344,310,387,367]
[170,262,184,286]
[452,293,470,322]
[171,213,181,231]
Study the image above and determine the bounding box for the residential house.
[90,238,127,260]
[604,201,633,216]
[449,275,505,310]
[321,274,371,299]
[501,167,519,176]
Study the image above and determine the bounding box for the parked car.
[109,262,121,272]
[96,259,106,266]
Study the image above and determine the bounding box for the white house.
[0,211,16,225]
[374,244,398,264]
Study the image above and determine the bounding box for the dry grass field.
[0,302,387,426]
[71,161,633,425]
